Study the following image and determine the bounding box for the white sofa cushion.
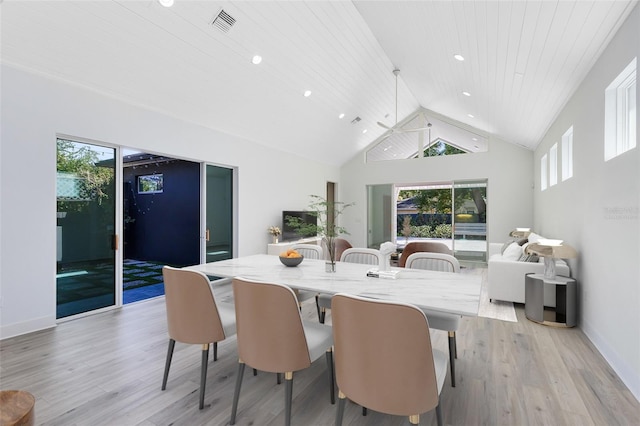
[502,242,523,261]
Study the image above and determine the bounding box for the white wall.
[340,136,534,248]
[0,65,338,339]
[533,4,639,399]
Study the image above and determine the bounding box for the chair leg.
[253,368,258,376]
[320,307,326,324]
[362,407,368,416]
[284,372,294,426]
[230,361,246,425]
[326,348,335,404]
[448,331,456,387]
[452,330,457,359]
[336,390,347,426]
[315,294,321,322]
[436,402,443,426]
[161,339,175,390]
[409,414,420,424]
[213,341,218,362]
[199,343,210,409]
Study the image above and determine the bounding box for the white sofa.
[487,242,570,306]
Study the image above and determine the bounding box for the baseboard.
[582,318,640,402]
[0,315,56,340]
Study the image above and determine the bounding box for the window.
[549,144,558,187]
[138,174,163,194]
[540,154,548,191]
[605,57,636,161]
[562,126,573,181]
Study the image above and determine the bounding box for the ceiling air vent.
[350,117,361,125]
[211,9,236,33]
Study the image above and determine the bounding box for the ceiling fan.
[377,69,431,135]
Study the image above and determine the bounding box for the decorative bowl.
[279,255,303,267]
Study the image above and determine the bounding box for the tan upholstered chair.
[405,252,461,387]
[230,278,335,426]
[334,238,353,262]
[332,293,447,426]
[398,241,453,267]
[161,266,236,409]
[318,247,383,324]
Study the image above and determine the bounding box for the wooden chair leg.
[436,403,443,426]
[409,414,420,424]
[213,341,218,361]
[161,339,175,390]
[230,361,245,425]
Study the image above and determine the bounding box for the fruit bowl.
[279,255,303,267]
[279,249,304,267]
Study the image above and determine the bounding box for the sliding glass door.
[204,164,233,262]
[452,180,487,262]
[367,184,394,248]
[56,138,117,318]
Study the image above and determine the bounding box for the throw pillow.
[502,242,523,261]
[501,239,515,254]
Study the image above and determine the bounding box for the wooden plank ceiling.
[1,0,636,165]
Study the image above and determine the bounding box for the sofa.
[487,240,570,306]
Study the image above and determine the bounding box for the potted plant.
[285,195,354,272]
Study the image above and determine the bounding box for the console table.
[525,273,576,327]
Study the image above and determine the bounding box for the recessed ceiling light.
[467,114,474,118]
[462,91,471,96]
[362,129,368,134]
[338,113,345,119]
[472,137,478,141]
[158,0,174,7]
[303,90,312,97]
[251,55,262,65]
[454,54,465,61]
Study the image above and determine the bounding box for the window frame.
[561,126,573,181]
[605,57,637,161]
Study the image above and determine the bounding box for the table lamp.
[525,239,577,279]
[509,228,531,238]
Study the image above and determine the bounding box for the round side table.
[0,390,35,426]
[525,273,577,327]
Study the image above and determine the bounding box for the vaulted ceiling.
[1,1,636,166]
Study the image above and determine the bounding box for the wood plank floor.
[1,270,638,425]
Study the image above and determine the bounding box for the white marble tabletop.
[184,254,481,317]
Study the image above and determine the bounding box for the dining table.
[185,254,481,317]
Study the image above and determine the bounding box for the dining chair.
[230,277,335,426]
[318,247,383,324]
[398,241,453,267]
[333,238,353,262]
[291,243,325,321]
[161,266,237,409]
[332,293,447,426]
[405,252,461,387]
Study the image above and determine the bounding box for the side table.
[525,273,576,327]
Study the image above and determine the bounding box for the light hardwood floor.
[1,270,638,425]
